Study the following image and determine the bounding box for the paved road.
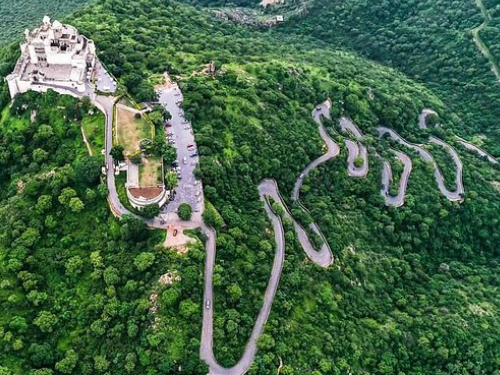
[339,118,368,178]
[429,136,464,196]
[201,103,336,375]
[46,76,477,374]
[377,126,464,201]
[292,101,340,200]
[381,149,412,207]
[456,137,498,164]
[418,109,438,129]
[200,181,285,375]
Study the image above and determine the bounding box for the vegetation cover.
[0,0,499,374]
[276,0,500,155]
[0,0,91,45]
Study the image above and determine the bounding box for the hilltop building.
[5,16,106,98]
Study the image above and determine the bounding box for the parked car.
[190,152,199,157]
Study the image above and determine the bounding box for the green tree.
[65,256,84,277]
[55,350,78,374]
[134,252,156,271]
[35,195,52,213]
[32,148,48,163]
[93,355,110,373]
[165,170,178,190]
[110,145,125,162]
[58,188,77,205]
[178,203,192,221]
[68,197,85,212]
[141,204,159,218]
[33,311,58,333]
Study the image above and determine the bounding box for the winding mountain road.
[199,181,285,375]
[381,150,412,207]
[292,101,340,200]
[52,77,476,374]
[377,126,464,201]
[339,117,369,178]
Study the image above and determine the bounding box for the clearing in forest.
[116,103,154,155]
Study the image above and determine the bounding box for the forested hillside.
[0,0,500,374]
[0,0,91,44]
[277,0,500,155]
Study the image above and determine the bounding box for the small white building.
[6,16,97,98]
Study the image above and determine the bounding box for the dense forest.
[274,0,500,156]
[0,0,500,374]
[0,0,91,44]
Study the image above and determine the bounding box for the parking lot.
[157,85,204,216]
[94,60,117,93]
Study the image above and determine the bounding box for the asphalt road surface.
[418,109,438,129]
[381,149,412,207]
[377,126,464,202]
[339,117,368,178]
[456,137,498,164]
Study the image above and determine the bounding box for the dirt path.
[81,127,93,156]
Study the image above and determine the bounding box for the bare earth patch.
[139,157,163,187]
[164,226,196,252]
[116,104,150,155]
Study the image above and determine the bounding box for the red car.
[187,144,194,148]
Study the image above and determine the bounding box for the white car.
[183,157,187,164]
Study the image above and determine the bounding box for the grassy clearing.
[81,112,105,155]
[139,156,163,187]
[116,105,153,155]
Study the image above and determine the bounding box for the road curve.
[339,117,368,178]
[199,180,285,375]
[377,126,464,201]
[419,109,438,129]
[380,149,412,207]
[429,136,464,197]
[292,101,340,200]
[47,83,471,374]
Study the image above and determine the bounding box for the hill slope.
[276,0,500,154]
[0,0,91,44]
[0,0,499,374]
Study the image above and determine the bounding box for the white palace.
[6,16,97,98]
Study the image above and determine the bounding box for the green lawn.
[81,112,105,155]
[116,105,154,155]
[139,156,163,187]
